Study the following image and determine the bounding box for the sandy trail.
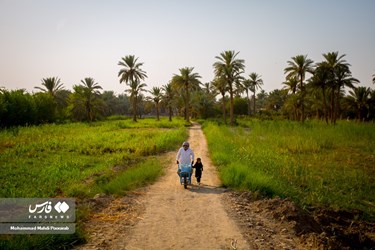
[77,123,249,249]
[122,123,248,249]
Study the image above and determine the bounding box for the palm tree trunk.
[133,95,137,122]
[246,90,251,115]
[335,86,341,124]
[330,89,335,124]
[186,83,190,122]
[86,99,92,122]
[156,102,160,121]
[168,106,172,122]
[253,91,256,115]
[222,93,227,124]
[322,87,328,124]
[300,79,305,123]
[357,103,361,121]
[229,84,234,126]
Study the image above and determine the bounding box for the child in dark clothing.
[192,158,203,185]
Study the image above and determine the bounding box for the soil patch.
[224,190,375,249]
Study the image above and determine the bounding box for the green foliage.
[0,117,187,248]
[171,67,202,122]
[0,89,35,127]
[0,118,187,198]
[33,93,57,124]
[101,158,163,195]
[233,97,248,115]
[0,90,58,127]
[190,89,216,119]
[213,50,245,126]
[0,88,132,127]
[68,80,105,122]
[203,119,375,220]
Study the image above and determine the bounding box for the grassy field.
[202,119,375,220]
[0,117,188,249]
[0,117,187,198]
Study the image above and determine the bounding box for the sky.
[1,0,374,96]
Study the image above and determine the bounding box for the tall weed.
[203,119,375,220]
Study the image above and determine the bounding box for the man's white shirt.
[176,147,194,165]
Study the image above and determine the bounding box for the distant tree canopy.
[1,51,374,128]
[0,89,56,127]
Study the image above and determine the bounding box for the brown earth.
[75,124,375,250]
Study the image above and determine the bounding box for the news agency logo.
[28,201,70,214]
[28,200,71,220]
[54,201,70,213]
[0,198,75,224]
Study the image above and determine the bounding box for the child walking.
[192,158,203,185]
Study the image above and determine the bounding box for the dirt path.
[77,124,247,249]
[76,124,375,250]
[122,124,248,249]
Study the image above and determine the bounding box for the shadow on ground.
[188,184,226,194]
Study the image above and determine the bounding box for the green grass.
[0,117,187,198]
[101,157,163,195]
[0,117,188,249]
[202,119,375,220]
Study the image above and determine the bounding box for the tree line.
[1,51,375,128]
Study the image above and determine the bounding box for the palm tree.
[321,52,348,123]
[213,50,245,126]
[162,82,175,121]
[171,67,201,122]
[136,93,146,119]
[306,83,324,119]
[234,78,244,97]
[118,55,147,121]
[149,86,163,121]
[34,77,65,119]
[35,77,64,98]
[282,76,299,94]
[264,89,286,112]
[310,63,331,124]
[283,94,301,120]
[284,55,314,122]
[125,80,147,121]
[80,77,102,121]
[373,72,375,84]
[202,82,212,95]
[319,52,359,123]
[282,75,302,121]
[241,79,252,115]
[248,73,263,114]
[369,89,375,120]
[333,64,359,122]
[348,86,371,121]
[211,76,228,124]
[190,88,215,119]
